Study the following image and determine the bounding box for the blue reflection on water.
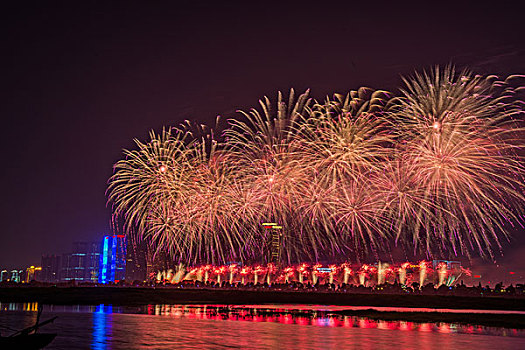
[92,304,113,350]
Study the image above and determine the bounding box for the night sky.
[1,2,524,270]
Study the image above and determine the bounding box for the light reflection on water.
[0,302,524,349]
[93,305,113,350]
[128,304,523,337]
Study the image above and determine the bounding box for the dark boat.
[0,306,57,349]
[0,333,57,350]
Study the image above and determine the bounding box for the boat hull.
[0,333,57,349]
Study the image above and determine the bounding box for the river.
[0,303,523,349]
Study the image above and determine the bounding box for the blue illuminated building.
[98,235,127,284]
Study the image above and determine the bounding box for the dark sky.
[1,1,524,270]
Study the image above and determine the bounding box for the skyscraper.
[125,239,147,282]
[61,242,100,282]
[98,235,127,284]
[41,255,62,282]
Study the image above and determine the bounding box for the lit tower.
[262,222,282,265]
[99,235,127,284]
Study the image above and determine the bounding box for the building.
[262,223,283,264]
[125,240,147,282]
[62,242,100,282]
[0,269,23,283]
[98,235,127,284]
[25,266,42,282]
[41,255,62,282]
[9,270,21,283]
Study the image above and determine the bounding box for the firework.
[391,66,525,258]
[108,67,525,264]
[108,127,191,238]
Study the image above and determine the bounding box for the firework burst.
[391,66,525,257]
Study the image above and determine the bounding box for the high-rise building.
[83,242,101,282]
[62,242,100,282]
[125,240,147,282]
[98,235,127,284]
[41,255,61,282]
[262,223,283,264]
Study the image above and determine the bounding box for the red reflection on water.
[296,316,310,325]
[328,318,339,327]
[279,314,294,324]
[359,319,377,329]
[438,324,452,333]
[419,323,433,332]
[173,310,183,317]
[378,321,399,330]
[399,321,413,331]
[137,305,524,339]
[343,317,353,328]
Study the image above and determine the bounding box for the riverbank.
[1,286,524,310]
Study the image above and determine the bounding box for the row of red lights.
[179,261,475,277]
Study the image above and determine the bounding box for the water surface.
[0,303,523,349]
